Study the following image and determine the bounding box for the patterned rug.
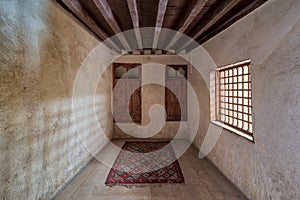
[105,141,185,186]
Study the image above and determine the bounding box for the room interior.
[1,0,300,199]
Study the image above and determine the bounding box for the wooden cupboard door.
[165,79,187,121]
[113,63,141,123]
[165,65,187,121]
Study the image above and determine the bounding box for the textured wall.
[196,0,300,199]
[188,65,210,148]
[0,0,112,199]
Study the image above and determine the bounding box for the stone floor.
[54,140,248,200]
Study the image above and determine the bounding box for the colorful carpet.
[105,141,185,186]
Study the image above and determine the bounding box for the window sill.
[211,121,254,142]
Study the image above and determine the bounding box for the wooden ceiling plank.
[153,0,168,49]
[178,0,209,34]
[197,0,269,44]
[166,0,208,50]
[192,0,241,40]
[127,0,143,50]
[92,0,131,50]
[61,0,120,52]
[176,0,242,52]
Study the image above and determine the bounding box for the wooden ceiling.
[55,0,268,54]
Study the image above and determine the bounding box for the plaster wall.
[193,0,300,199]
[0,1,112,199]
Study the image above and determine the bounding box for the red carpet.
[105,141,185,186]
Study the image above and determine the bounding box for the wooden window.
[214,60,253,139]
[165,65,187,121]
[113,63,141,123]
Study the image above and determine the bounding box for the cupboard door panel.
[113,63,141,123]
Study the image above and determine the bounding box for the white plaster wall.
[188,66,210,149]
[194,0,300,199]
[0,0,112,199]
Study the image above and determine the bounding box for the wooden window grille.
[215,60,253,136]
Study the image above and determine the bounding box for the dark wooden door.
[113,63,141,123]
[165,65,187,121]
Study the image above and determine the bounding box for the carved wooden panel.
[165,65,187,121]
[113,63,141,123]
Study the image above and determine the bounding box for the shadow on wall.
[188,65,210,148]
[0,1,112,199]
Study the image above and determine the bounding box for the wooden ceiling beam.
[61,0,106,39]
[61,0,120,52]
[166,0,208,50]
[127,0,139,28]
[192,0,242,40]
[196,0,269,44]
[177,0,209,34]
[59,0,268,54]
[153,0,168,49]
[92,0,131,51]
[127,0,143,51]
[176,0,242,52]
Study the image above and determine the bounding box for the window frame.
[211,60,254,142]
